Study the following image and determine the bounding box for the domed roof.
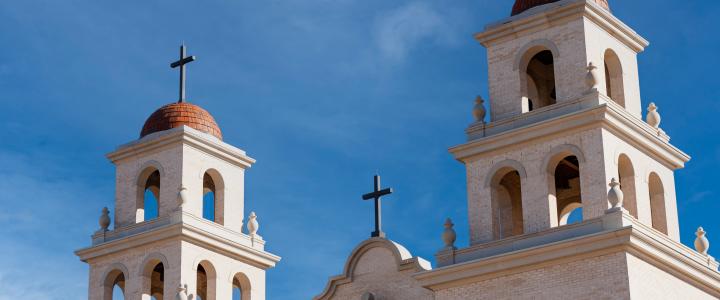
[140,102,223,140]
[511,0,609,16]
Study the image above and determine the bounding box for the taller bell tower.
[451,0,689,245]
[76,47,280,300]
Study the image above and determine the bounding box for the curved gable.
[314,238,433,300]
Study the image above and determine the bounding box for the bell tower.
[76,46,280,300]
[451,0,690,245]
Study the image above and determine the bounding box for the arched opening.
[551,155,583,226]
[604,49,625,107]
[232,273,251,300]
[649,172,668,234]
[618,154,638,218]
[137,168,160,222]
[203,170,225,225]
[196,261,217,300]
[103,269,126,300]
[142,262,164,300]
[522,49,557,112]
[490,168,524,239]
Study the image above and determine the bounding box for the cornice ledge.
[106,126,255,168]
[449,102,689,169]
[414,225,720,294]
[475,0,648,53]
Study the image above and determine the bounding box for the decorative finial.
[473,96,487,123]
[99,207,110,232]
[178,186,189,209]
[247,212,260,236]
[442,218,457,250]
[171,44,197,103]
[608,178,624,209]
[176,284,188,300]
[695,227,710,256]
[646,102,661,129]
[586,62,599,92]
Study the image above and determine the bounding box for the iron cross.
[170,44,196,103]
[362,174,393,238]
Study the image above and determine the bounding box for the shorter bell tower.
[76,46,280,300]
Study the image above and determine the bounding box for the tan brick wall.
[435,252,631,300]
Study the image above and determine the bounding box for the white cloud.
[374,2,457,63]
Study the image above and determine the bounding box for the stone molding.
[451,92,689,170]
[107,125,255,169]
[313,238,432,300]
[418,209,720,296]
[476,0,649,52]
[76,210,280,269]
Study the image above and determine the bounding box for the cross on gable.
[362,174,394,238]
[171,44,196,103]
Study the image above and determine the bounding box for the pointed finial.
[247,211,260,236]
[586,62,599,91]
[608,178,624,209]
[473,96,487,123]
[695,227,710,256]
[646,102,661,129]
[99,207,110,232]
[442,218,457,249]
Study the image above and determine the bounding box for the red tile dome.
[511,0,609,16]
[140,102,223,139]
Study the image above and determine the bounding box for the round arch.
[201,168,226,225]
[101,263,129,300]
[513,39,561,71]
[603,48,626,107]
[136,162,164,223]
[617,153,638,218]
[194,259,217,300]
[543,144,586,174]
[484,159,528,188]
[231,272,252,300]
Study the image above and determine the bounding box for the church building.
[313,0,720,299]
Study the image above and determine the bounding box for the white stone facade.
[77,126,280,300]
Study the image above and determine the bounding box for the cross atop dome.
[138,45,223,140]
[511,0,609,16]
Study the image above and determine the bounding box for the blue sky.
[0,0,719,299]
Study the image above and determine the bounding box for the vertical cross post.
[170,44,196,103]
[362,175,393,238]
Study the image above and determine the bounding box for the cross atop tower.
[362,174,393,238]
[170,44,196,103]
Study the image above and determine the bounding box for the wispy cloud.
[374,2,458,63]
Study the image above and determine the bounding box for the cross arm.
[171,56,196,68]
[362,188,393,200]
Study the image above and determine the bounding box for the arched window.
[618,154,638,218]
[233,273,252,300]
[196,261,217,300]
[551,155,582,226]
[604,49,625,107]
[522,49,557,112]
[142,262,164,300]
[103,269,126,300]
[490,167,524,239]
[203,170,225,225]
[649,172,668,234]
[137,168,160,222]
